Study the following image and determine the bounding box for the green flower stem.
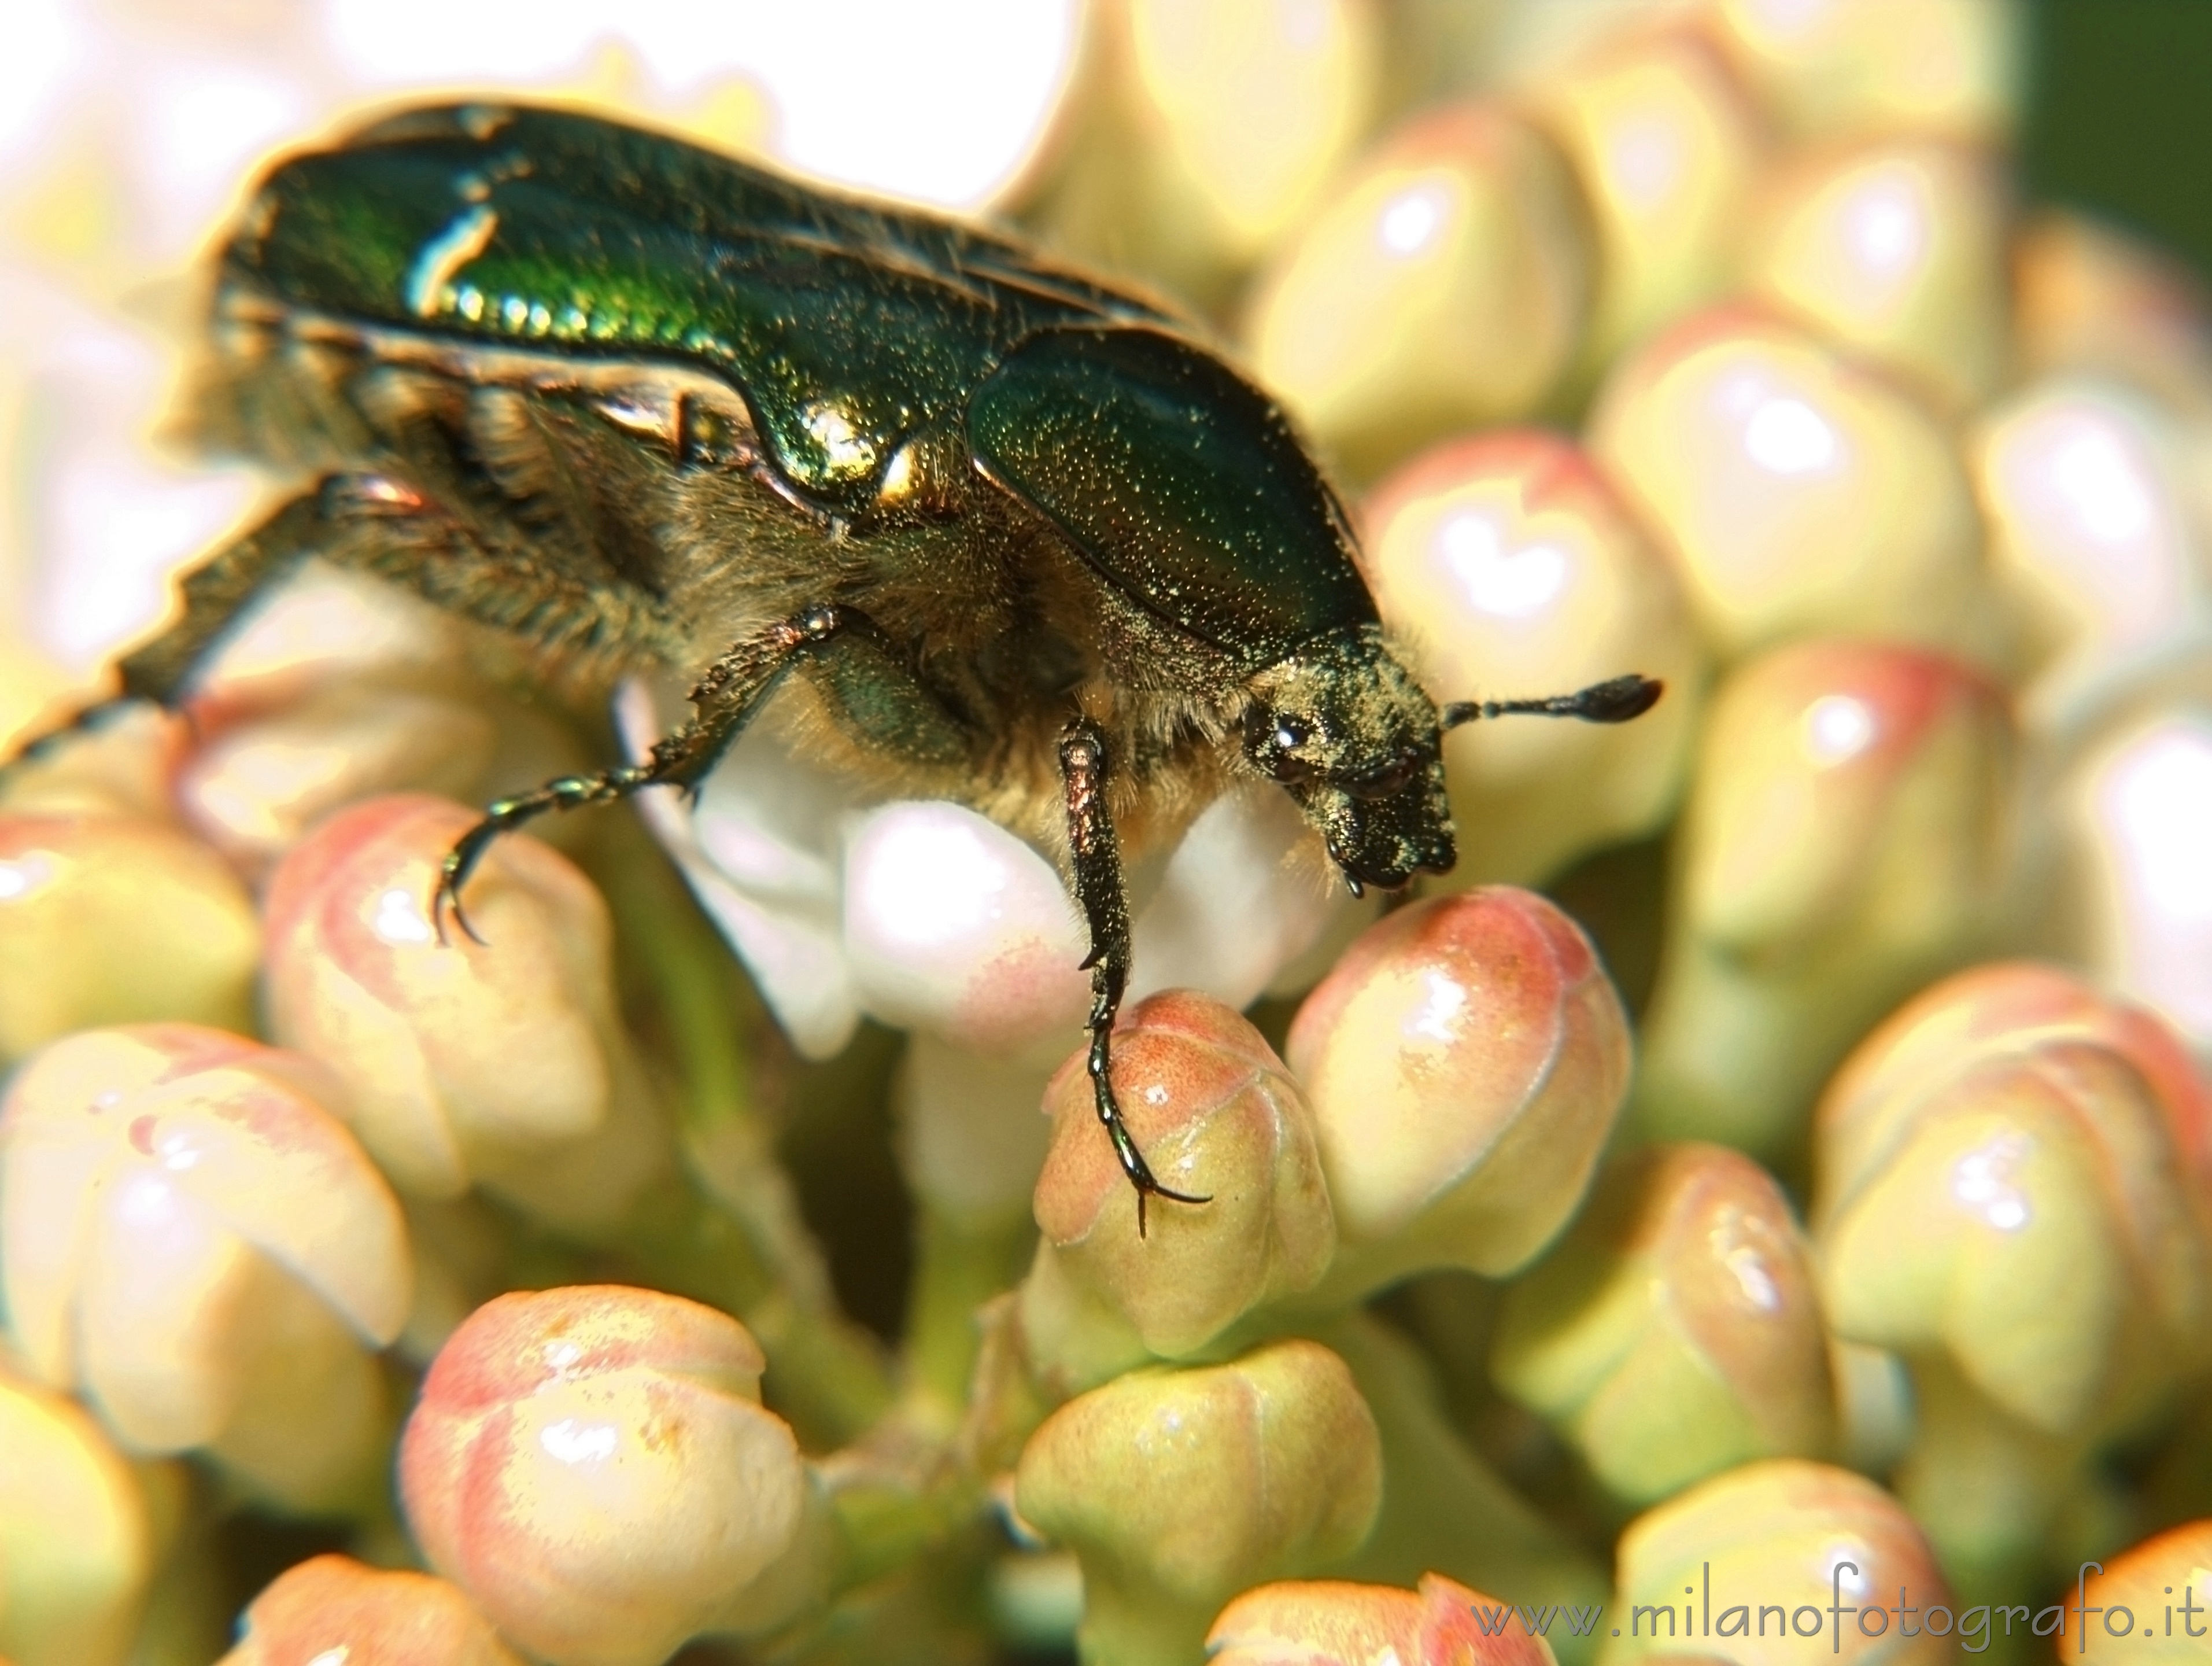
[1892,1355,2087,1612]
[1314,1312,1611,1666]
[902,1200,1038,1426]
[589,817,895,1447]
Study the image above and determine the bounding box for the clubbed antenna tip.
[1442,674,1664,731]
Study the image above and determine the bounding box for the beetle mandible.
[11,104,1659,1231]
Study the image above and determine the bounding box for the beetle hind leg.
[1058,717,1210,1237]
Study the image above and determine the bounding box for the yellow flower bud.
[1017,1338,1382,1666]
[0,1365,154,1666]
[1602,1460,1954,1666]
[1494,1144,1836,1506]
[1746,137,2010,412]
[1634,642,2015,1157]
[0,814,256,1063]
[1587,310,1986,662]
[1527,26,1767,373]
[1,1025,411,1512]
[1246,101,1593,479]
[1708,0,2023,145]
[219,1554,524,1666]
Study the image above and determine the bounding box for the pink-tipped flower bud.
[263,794,665,1232]
[1360,431,1706,886]
[0,1364,157,1666]
[1633,641,2015,1157]
[2068,1521,2212,1666]
[1604,1460,1954,1666]
[1745,137,2010,412]
[219,1555,524,1666]
[0,814,257,1063]
[1022,992,1333,1385]
[2012,210,2212,417]
[1,1025,410,1512]
[1286,888,1630,1299]
[1587,309,1986,662]
[1815,1034,2209,1437]
[1817,961,2212,1222]
[1207,1572,1542,1666]
[1015,1339,1382,1666]
[1246,101,1593,478]
[1493,1144,1836,1505]
[400,1286,822,1666]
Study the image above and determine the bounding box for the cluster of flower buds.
[9,1,2212,1664]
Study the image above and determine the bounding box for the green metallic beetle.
[20,104,1657,1228]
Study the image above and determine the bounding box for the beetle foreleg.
[434,603,851,942]
[1058,717,1210,1237]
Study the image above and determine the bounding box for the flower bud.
[1971,380,2204,692]
[2044,703,2212,1057]
[1286,887,1630,1299]
[1031,0,1382,307]
[2070,1521,2212,1666]
[1602,1460,1953,1666]
[1587,310,1986,661]
[219,1555,524,1666]
[842,798,1090,1057]
[400,1286,822,1666]
[1246,101,1593,479]
[1360,431,1706,886]
[1748,138,2008,414]
[0,813,257,1062]
[1707,0,2023,145]
[0,1365,156,1666]
[1816,962,2212,1219]
[1493,1144,1836,1506]
[1527,27,1766,373]
[2013,210,2212,418]
[263,794,666,1232]
[1015,1339,1382,1666]
[1814,1036,2208,1437]
[1632,642,2015,1157]
[1207,1571,1535,1666]
[1,1024,411,1512]
[1024,992,1332,1374]
[177,683,499,874]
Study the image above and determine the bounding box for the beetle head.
[1242,628,1456,894]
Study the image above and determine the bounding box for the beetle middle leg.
[1058,716,1210,1237]
[434,603,863,941]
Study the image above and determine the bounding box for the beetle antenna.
[1442,674,1663,729]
